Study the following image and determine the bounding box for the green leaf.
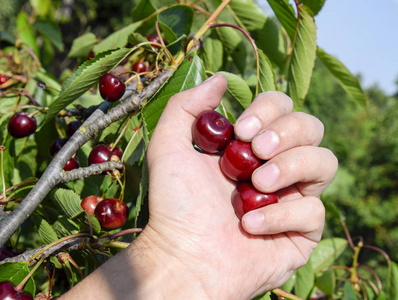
[142,53,205,139]
[123,122,145,167]
[315,268,335,296]
[132,0,156,22]
[68,32,97,58]
[294,260,315,299]
[252,291,272,300]
[30,0,51,17]
[134,155,148,227]
[128,32,152,51]
[33,21,64,51]
[286,5,317,106]
[157,5,194,38]
[31,213,58,244]
[202,33,224,72]
[267,0,297,40]
[317,48,367,108]
[53,188,83,218]
[93,22,142,54]
[53,215,79,237]
[16,11,39,56]
[85,214,101,235]
[389,261,398,300]
[258,49,277,92]
[0,262,35,295]
[229,0,267,31]
[218,71,252,109]
[300,0,326,15]
[44,47,131,124]
[310,238,348,273]
[343,281,359,300]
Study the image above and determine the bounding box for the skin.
[61,74,338,300]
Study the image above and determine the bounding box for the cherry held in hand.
[232,182,278,220]
[220,139,263,181]
[94,198,128,230]
[192,110,233,153]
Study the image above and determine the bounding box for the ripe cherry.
[231,182,278,220]
[50,138,68,156]
[99,73,126,102]
[0,75,10,85]
[81,195,103,215]
[0,280,33,300]
[88,144,123,166]
[7,112,37,138]
[220,139,263,181]
[94,198,128,230]
[132,61,148,73]
[63,156,79,171]
[147,33,162,49]
[192,110,234,153]
[66,120,81,137]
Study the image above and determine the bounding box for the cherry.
[147,33,162,49]
[86,51,95,60]
[0,280,33,300]
[0,75,10,85]
[50,138,68,156]
[132,61,148,73]
[66,120,81,137]
[88,144,123,167]
[7,112,37,138]
[220,139,263,181]
[99,73,126,102]
[231,182,278,220]
[94,198,128,230]
[192,111,234,153]
[63,156,79,171]
[81,195,103,215]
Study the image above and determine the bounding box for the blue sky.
[256,0,398,95]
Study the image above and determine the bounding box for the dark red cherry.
[147,33,162,49]
[99,73,126,102]
[94,198,128,230]
[192,111,233,153]
[0,75,10,85]
[7,112,37,138]
[132,61,148,73]
[0,280,33,300]
[81,195,103,215]
[50,138,68,156]
[220,139,263,181]
[88,144,123,166]
[231,182,278,220]
[66,120,81,137]
[87,51,95,60]
[63,156,79,171]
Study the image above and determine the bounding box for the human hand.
[141,74,338,299]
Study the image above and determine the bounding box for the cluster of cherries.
[192,110,278,220]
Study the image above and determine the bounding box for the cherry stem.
[15,255,46,292]
[272,288,303,299]
[358,264,382,293]
[0,146,7,204]
[155,20,174,64]
[0,89,40,106]
[340,218,356,250]
[110,117,132,152]
[209,23,260,95]
[0,178,38,202]
[121,125,142,162]
[107,228,143,240]
[2,184,36,204]
[100,240,131,249]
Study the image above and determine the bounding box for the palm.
[147,145,315,298]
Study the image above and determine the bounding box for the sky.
[256,0,398,95]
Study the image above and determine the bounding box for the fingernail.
[243,211,264,230]
[201,74,220,85]
[235,116,262,141]
[253,130,279,158]
[253,163,280,188]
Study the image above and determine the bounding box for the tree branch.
[0,70,172,247]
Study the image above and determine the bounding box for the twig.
[59,161,124,183]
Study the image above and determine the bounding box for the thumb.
[148,74,228,156]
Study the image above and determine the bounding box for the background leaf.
[53,188,83,218]
[267,0,296,40]
[0,262,36,295]
[218,71,252,109]
[157,5,194,38]
[258,49,277,92]
[31,213,58,244]
[310,238,348,272]
[286,5,317,106]
[317,47,368,107]
[294,259,314,299]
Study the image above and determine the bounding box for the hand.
[61,74,337,300]
[142,74,338,298]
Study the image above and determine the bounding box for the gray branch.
[0,70,172,247]
[59,161,124,183]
